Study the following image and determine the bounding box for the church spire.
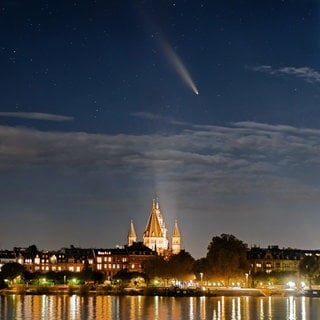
[173,220,181,237]
[143,199,169,254]
[172,220,181,254]
[127,220,137,246]
[144,203,162,238]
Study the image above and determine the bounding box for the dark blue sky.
[1,1,320,258]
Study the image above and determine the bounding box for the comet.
[162,40,199,96]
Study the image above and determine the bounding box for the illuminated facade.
[247,245,320,274]
[171,220,181,255]
[127,220,137,246]
[14,247,94,273]
[94,242,156,278]
[134,199,182,255]
[12,243,155,277]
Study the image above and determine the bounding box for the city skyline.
[1,1,320,258]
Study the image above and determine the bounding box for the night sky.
[1,1,320,258]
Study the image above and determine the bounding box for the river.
[1,294,320,319]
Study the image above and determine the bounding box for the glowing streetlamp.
[245,273,249,287]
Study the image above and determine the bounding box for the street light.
[245,273,249,287]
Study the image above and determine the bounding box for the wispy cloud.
[0,121,315,170]
[132,112,187,126]
[252,65,320,83]
[0,112,74,121]
[0,120,319,200]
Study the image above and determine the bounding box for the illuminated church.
[127,199,181,255]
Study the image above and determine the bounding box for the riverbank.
[0,285,307,297]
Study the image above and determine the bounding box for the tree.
[26,245,38,258]
[113,270,148,287]
[80,260,95,282]
[143,256,169,279]
[0,262,25,282]
[23,270,34,283]
[0,276,7,289]
[206,234,249,285]
[167,250,195,280]
[143,251,195,283]
[252,270,296,287]
[193,257,211,281]
[299,255,320,289]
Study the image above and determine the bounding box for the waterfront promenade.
[0,285,310,297]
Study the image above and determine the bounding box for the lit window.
[131,264,135,269]
[97,264,102,270]
[97,257,102,263]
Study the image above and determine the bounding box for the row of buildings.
[0,199,182,278]
[2,243,318,279]
[1,199,319,278]
[0,243,155,279]
[248,245,320,274]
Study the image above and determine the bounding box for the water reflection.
[268,296,272,319]
[301,297,306,320]
[259,297,264,320]
[1,295,320,319]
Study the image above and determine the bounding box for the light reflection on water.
[1,294,320,319]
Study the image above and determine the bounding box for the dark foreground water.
[1,294,320,320]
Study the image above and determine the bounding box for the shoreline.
[0,285,314,297]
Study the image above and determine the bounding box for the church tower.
[155,199,168,243]
[171,220,181,254]
[143,199,169,255]
[127,220,137,246]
